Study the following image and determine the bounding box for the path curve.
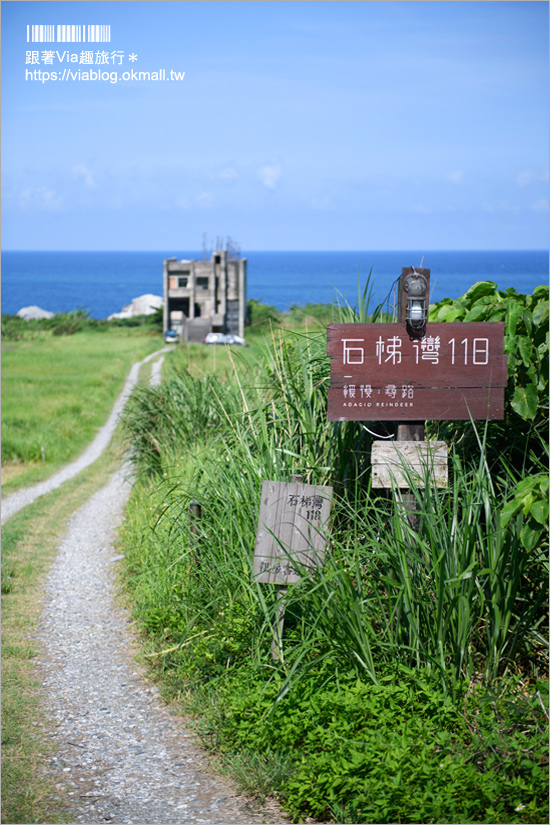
[35,465,285,824]
[8,343,286,822]
[1,348,170,524]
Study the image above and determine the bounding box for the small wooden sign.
[371,440,448,489]
[327,322,507,421]
[252,481,333,585]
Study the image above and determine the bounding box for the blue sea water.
[1,250,548,319]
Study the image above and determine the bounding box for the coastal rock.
[107,294,163,321]
[17,306,55,321]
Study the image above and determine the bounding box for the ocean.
[1,250,548,319]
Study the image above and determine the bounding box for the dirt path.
[8,349,287,823]
[34,465,286,824]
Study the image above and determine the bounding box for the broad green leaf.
[529,500,549,525]
[517,336,533,367]
[515,476,539,496]
[463,281,498,304]
[501,500,520,526]
[511,383,538,420]
[532,299,549,328]
[521,308,534,336]
[520,522,541,552]
[520,492,535,516]
[505,301,523,337]
[464,304,490,322]
[433,304,465,322]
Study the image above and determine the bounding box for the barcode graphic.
[27,25,111,43]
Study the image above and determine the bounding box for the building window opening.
[178,276,188,288]
[196,276,209,289]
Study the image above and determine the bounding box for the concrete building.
[163,251,247,342]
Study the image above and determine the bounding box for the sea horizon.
[2,248,548,320]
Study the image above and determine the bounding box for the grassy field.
[2,292,547,824]
[1,321,162,493]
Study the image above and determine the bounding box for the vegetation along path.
[33,465,285,824]
[4,349,287,824]
[1,348,170,525]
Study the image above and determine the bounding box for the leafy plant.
[429,281,548,424]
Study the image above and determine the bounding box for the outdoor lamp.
[404,269,428,334]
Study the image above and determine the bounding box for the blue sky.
[2,0,548,250]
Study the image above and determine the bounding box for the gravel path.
[149,355,165,386]
[17,348,288,824]
[1,348,170,525]
[34,466,286,824]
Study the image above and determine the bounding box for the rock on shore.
[107,294,163,321]
[15,295,163,322]
[17,306,55,320]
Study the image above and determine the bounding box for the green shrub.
[188,664,548,824]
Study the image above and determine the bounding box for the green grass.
[1,325,162,493]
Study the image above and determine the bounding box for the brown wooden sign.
[327,322,507,421]
[252,481,333,585]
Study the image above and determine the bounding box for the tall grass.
[119,303,547,691]
[280,444,546,691]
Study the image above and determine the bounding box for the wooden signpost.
[326,266,507,523]
[252,479,333,585]
[252,478,333,660]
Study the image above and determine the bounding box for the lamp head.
[404,268,428,336]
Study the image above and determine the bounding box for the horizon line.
[3,248,549,254]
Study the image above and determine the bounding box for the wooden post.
[396,268,430,531]
[396,423,424,530]
[252,474,332,662]
[271,587,287,663]
[189,502,201,567]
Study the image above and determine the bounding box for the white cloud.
[220,167,238,181]
[516,170,549,188]
[516,171,534,188]
[175,195,191,209]
[445,171,463,185]
[19,186,64,212]
[197,192,214,207]
[72,164,97,188]
[258,163,282,190]
[530,198,549,212]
